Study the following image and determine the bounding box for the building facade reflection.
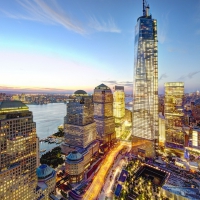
[132,2,158,157]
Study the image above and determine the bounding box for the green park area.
[53,126,64,137]
[40,146,64,168]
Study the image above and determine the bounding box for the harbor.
[39,137,64,144]
[27,103,66,155]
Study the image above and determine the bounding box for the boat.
[40,149,46,152]
[56,139,62,144]
[44,138,49,142]
[48,138,56,143]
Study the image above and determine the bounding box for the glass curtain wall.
[133,16,158,142]
[164,82,184,149]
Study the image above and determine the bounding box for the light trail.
[83,142,129,200]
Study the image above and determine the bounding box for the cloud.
[102,80,118,84]
[1,0,85,34]
[159,73,168,81]
[178,71,200,80]
[188,71,200,78]
[102,80,133,87]
[0,85,74,93]
[89,16,121,33]
[177,75,187,81]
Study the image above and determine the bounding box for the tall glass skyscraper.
[132,2,158,157]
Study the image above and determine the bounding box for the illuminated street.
[98,156,127,200]
[83,141,131,200]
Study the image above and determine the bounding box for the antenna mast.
[143,0,150,17]
[143,0,145,16]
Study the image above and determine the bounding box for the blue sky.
[0,0,200,94]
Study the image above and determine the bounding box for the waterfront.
[28,98,133,153]
[28,103,66,153]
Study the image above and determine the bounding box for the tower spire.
[143,0,150,17]
[143,0,145,16]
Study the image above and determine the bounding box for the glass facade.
[113,86,125,138]
[113,88,125,119]
[164,82,184,149]
[64,93,97,148]
[65,96,94,126]
[132,14,158,145]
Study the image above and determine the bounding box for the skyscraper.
[132,1,158,157]
[62,90,97,151]
[113,86,125,138]
[0,101,56,200]
[164,82,184,149]
[0,101,38,199]
[61,90,99,183]
[93,84,116,148]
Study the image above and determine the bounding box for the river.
[28,103,66,153]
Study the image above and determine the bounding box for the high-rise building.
[61,90,99,183]
[0,101,57,200]
[62,90,97,150]
[0,101,38,199]
[164,82,185,149]
[132,2,158,157]
[93,84,116,148]
[113,86,125,138]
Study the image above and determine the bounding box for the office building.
[0,101,38,199]
[62,90,97,151]
[0,101,57,200]
[191,98,200,121]
[132,2,158,157]
[61,90,99,183]
[164,82,184,149]
[113,86,125,138]
[93,84,116,148]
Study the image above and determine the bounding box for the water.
[28,103,66,153]
[125,97,133,111]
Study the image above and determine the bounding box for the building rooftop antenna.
[143,0,145,16]
[143,0,150,17]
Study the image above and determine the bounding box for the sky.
[0,0,200,94]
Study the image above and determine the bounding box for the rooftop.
[118,169,128,183]
[67,151,83,161]
[36,164,55,179]
[95,83,111,90]
[74,90,88,96]
[0,100,28,112]
[194,98,200,106]
[162,184,200,200]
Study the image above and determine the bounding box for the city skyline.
[1,0,200,94]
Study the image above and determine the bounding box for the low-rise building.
[36,164,57,200]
